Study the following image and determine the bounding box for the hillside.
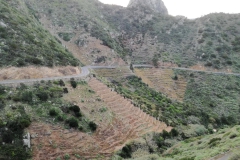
[0,0,80,67]
[1,0,240,159]
[113,125,240,160]
[23,0,240,72]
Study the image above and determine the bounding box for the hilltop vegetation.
[0,0,80,67]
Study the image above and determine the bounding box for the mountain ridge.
[128,0,168,15]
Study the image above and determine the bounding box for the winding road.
[1,65,240,85]
[0,66,116,85]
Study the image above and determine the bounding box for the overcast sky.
[98,0,240,19]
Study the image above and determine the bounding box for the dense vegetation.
[0,80,96,159]
[177,70,240,127]
[0,0,80,67]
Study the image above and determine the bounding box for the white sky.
[98,0,240,19]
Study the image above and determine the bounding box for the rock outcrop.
[128,0,168,15]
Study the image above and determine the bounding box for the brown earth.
[27,78,171,160]
[0,66,80,80]
[40,16,126,66]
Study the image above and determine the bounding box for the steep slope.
[25,0,127,65]
[0,0,80,67]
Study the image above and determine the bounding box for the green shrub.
[36,91,48,101]
[49,108,58,116]
[21,91,33,103]
[19,118,31,129]
[75,112,82,117]
[179,156,196,160]
[70,79,77,88]
[208,138,221,145]
[63,88,68,93]
[0,85,6,95]
[99,107,107,112]
[66,117,78,128]
[57,115,64,121]
[59,79,65,86]
[119,144,132,158]
[58,32,75,42]
[89,121,97,131]
[229,133,237,139]
[170,128,179,137]
[75,154,81,159]
[162,130,170,139]
[64,154,70,160]
[69,105,80,113]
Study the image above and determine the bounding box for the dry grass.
[0,66,80,80]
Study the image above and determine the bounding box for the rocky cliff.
[128,0,168,15]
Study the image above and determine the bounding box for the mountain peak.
[128,0,168,15]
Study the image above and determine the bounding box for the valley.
[1,0,240,159]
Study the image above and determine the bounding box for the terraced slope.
[135,68,187,101]
[28,78,171,160]
[93,67,134,79]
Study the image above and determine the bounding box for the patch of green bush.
[119,144,132,158]
[66,117,79,128]
[70,79,77,88]
[89,121,97,131]
[36,91,49,101]
[69,105,80,113]
[208,138,221,145]
[49,108,58,116]
[58,32,75,42]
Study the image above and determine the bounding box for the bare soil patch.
[0,66,80,80]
